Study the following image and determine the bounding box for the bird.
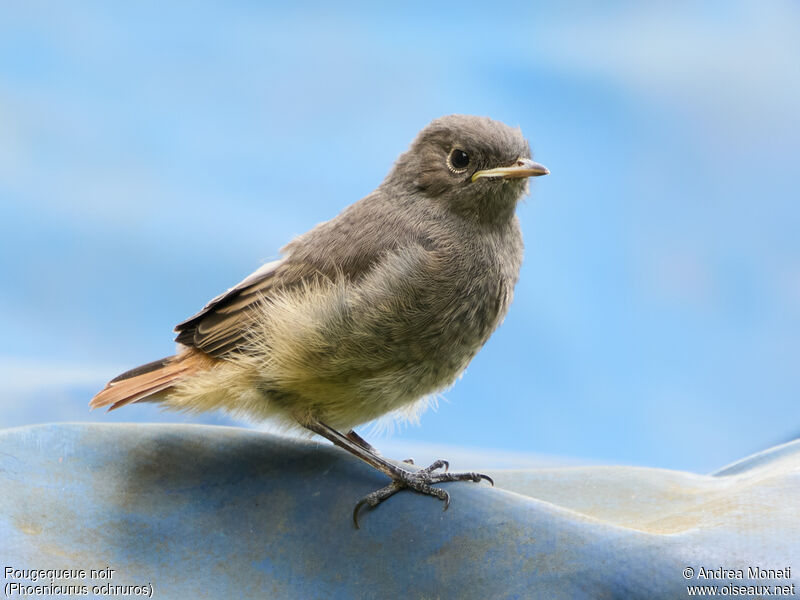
[90,114,548,527]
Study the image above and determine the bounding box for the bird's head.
[387,115,548,224]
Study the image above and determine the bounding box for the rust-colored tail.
[90,350,211,411]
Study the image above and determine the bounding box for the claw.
[353,498,368,529]
[420,459,449,474]
[481,474,494,487]
[352,480,406,528]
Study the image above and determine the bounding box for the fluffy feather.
[90,115,533,435]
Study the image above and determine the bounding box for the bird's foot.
[303,419,493,529]
[352,459,493,528]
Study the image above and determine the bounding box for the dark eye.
[447,148,470,172]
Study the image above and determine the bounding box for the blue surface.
[1,3,799,474]
[2,423,798,599]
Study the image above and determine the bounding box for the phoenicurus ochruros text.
[91,114,549,526]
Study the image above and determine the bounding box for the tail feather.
[90,351,211,411]
[109,356,172,383]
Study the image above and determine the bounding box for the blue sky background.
[1,2,799,473]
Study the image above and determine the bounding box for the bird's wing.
[174,194,428,358]
[173,245,402,358]
[173,258,291,356]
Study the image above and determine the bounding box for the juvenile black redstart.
[91,115,548,526]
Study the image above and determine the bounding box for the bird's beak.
[471,158,549,183]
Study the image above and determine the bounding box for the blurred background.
[1,2,798,474]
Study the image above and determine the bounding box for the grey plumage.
[91,114,547,524]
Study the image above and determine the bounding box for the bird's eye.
[447,148,470,173]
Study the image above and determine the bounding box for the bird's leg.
[346,429,418,465]
[345,429,379,454]
[304,418,493,528]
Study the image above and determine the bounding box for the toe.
[420,459,449,474]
